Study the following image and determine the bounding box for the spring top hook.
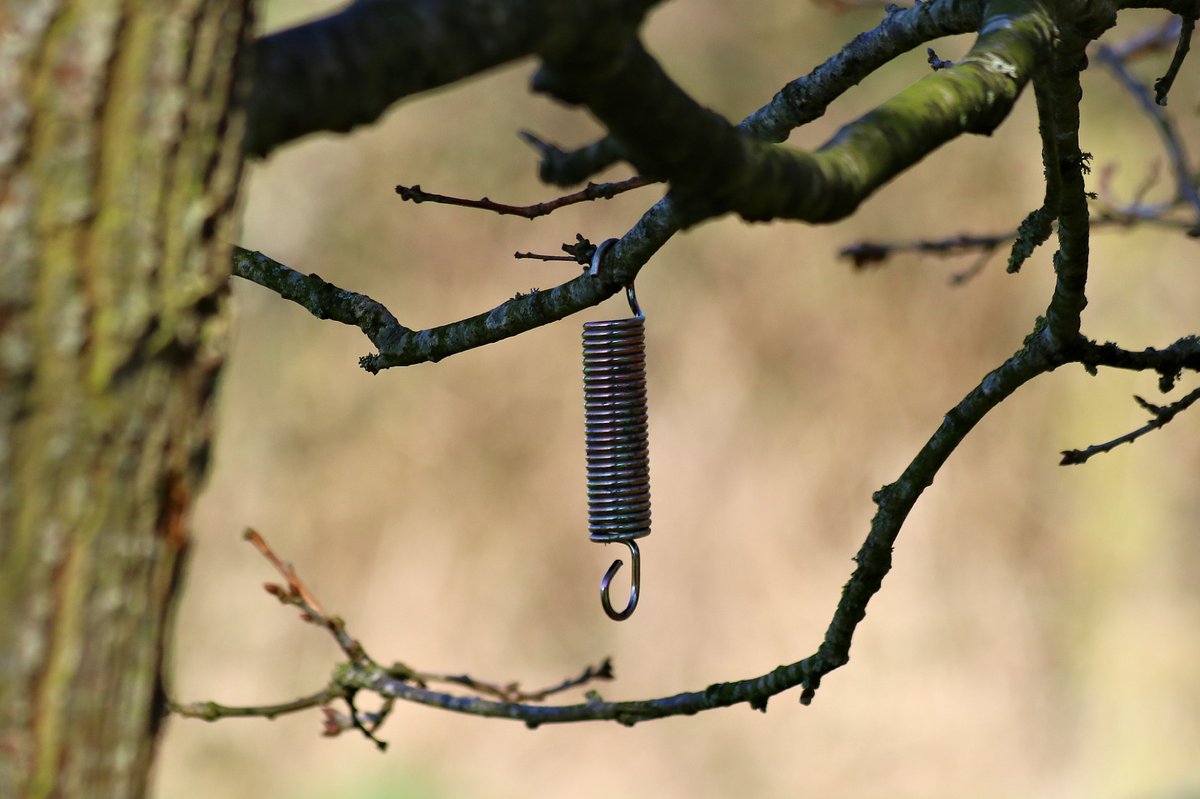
[588,239,642,318]
[584,238,649,621]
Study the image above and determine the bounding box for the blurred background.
[153,2,1200,797]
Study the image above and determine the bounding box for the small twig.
[174,532,620,744]
[244,528,367,663]
[1060,386,1200,465]
[518,131,628,186]
[927,47,954,70]
[395,177,652,220]
[843,201,1200,276]
[1094,42,1200,227]
[169,685,346,722]
[1153,12,1195,105]
[320,696,395,741]
[514,252,578,262]
[840,231,1012,269]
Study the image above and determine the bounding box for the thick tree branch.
[526,0,987,186]
[535,1,1053,226]
[238,0,1053,370]
[245,0,665,158]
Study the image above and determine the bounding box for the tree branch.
[518,131,628,187]
[534,1,1054,226]
[1077,335,1200,391]
[1036,9,1113,349]
[231,246,412,358]
[204,322,1061,731]
[1093,41,1200,228]
[394,176,652,219]
[245,0,666,158]
[1060,386,1200,464]
[523,0,989,186]
[1152,8,1196,104]
[239,2,996,369]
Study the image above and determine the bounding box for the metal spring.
[583,239,650,621]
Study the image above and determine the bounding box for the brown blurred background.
[153,2,1200,797]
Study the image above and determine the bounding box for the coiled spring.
[583,239,650,621]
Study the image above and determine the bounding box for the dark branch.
[1037,18,1105,349]
[235,1,1012,370]
[1078,335,1200,391]
[245,0,666,158]
[519,131,627,187]
[841,231,1011,269]
[1060,386,1200,464]
[1152,9,1195,104]
[534,4,1052,226]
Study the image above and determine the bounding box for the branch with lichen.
[235,1,1041,370]
[844,13,1200,277]
[533,4,1050,226]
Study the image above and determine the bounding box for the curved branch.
[340,332,1060,725]
[535,1,1053,226]
[526,0,987,186]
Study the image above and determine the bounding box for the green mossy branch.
[537,1,1053,225]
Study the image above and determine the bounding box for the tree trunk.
[0,2,252,796]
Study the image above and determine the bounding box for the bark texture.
[0,1,252,796]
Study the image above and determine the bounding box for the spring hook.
[583,239,650,621]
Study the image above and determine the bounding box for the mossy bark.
[0,2,252,796]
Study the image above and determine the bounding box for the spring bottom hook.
[599,540,641,621]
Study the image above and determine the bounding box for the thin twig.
[244,528,366,663]
[236,2,990,371]
[169,685,347,722]
[840,232,1011,268]
[395,177,652,220]
[1094,41,1200,227]
[402,659,615,704]
[1153,11,1195,105]
[514,252,579,262]
[518,131,627,187]
[1060,386,1200,464]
